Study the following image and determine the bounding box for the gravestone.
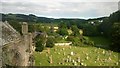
[71,52,74,56]
[39,52,41,54]
[80,62,84,66]
[114,55,116,58]
[47,48,50,54]
[85,53,88,56]
[62,62,64,65]
[67,55,70,58]
[108,57,111,61]
[69,57,72,62]
[102,50,105,54]
[94,49,97,52]
[72,60,75,63]
[63,52,66,55]
[86,56,89,60]
[62,48,65,50]
[115,62,118,65]
[81,59,84,62]
[70,46,71,49]
[50,55,53,64]
[54,49,57,51]
[77,57,80,62]
[97,57,99,61]
[66,59,69,62]
[46,53,48,57]
[58,52,60,55]
[39,62,41,65]
[94,61,96,63]
[58,62,60,65]
[82,51,85,54]
[74,62,77,66]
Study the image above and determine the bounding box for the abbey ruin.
[1,21,35,66]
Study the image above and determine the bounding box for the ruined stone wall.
[2,35,34,66]
[1,21,35,66]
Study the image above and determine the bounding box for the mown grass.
[84,36,111,48]
[33,45,119,66]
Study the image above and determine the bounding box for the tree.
[57,28,68,36]
[58,22,67,28]
[35,33,47,52]
[35,40,44,52]
[28,24,35,32]
[71,25,80,36]
[111,23,120,52]
[46,37,55,48]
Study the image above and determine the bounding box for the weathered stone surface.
[2,22,34,66]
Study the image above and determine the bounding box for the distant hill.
[1,13,87,23]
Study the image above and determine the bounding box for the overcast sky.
[1,0,119,19]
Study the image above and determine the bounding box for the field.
[34,46,118,66]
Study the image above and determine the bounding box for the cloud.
[1,0,119,19]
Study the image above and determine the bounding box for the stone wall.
[2,35,34,66]
[1,21,35,66]
[55,42,72,46]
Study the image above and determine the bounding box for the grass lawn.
[84,36,111,49]
[33,45,119,66]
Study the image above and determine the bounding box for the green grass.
[33,46,119,66]
[84,36,111,48]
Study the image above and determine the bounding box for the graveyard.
[34,45,119,66]
[1,1,120,67]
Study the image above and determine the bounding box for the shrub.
[35,40,44,52]
[46,37,55,48]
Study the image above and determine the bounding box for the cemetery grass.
[33,45,119,66]
[84,36,111,49]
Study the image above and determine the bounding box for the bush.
[57,28,68,36]
[35,40,44,52]
[46,37,55,48]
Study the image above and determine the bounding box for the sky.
[0,0,119,19]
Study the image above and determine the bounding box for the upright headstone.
[71,52,74,56]
[70,46,71,49]
[63,52,66,55]
[66,59,69,62]
[48,48,50,54]
[102,50,105,54]
[62,48,65,50]
[50,55,53,64]
[86,56,89,60]
[72,60,75,63]
[77,57,80,62]
[74,62,77,66]
[69,57,72,62]
[108,57,111,61]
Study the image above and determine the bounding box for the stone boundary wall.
[54,42,72,46]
